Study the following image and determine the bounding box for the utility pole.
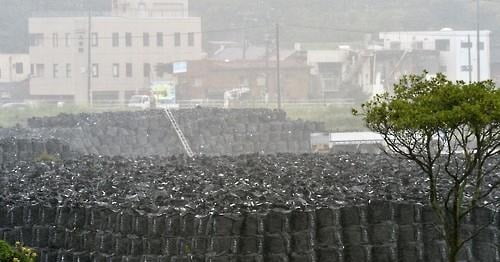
[87,1,92,106]
[476,0,481,82]
[264,33,270,104]
[276,23,281,110]
[467,35,473,83]
[242,17,247,60]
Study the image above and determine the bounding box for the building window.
[125,32,132,47]
[65,33,71,47]
[188,32,194,46]
[461,41,472,48]
[92,33,99,47]
[92,91,119,104]
[126,63,132,77]
[413,41,423,50]
[479,42,485,50]
[66,63,72,78]
[321,76,339,92]
[157,32,163,46]
[153,3,185,17]
[174,32,181,47]
[112,33,119,47]
[461,65,472,72]
[144,63,151,77]
[52,33,58,47]
[78,35,84,53]
[15,63,23,74]
[143,33,150,47]
[33,64,45,77]
[92,64,99,78]
[112,63,120,77]
[390,41,401,50]
[435,39,450,51]
[53,64,59,78]
[29,33,44,47]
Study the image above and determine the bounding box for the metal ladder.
[164,108,195,157]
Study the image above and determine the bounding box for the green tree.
[0,241,37,262]
[354,73,500,262]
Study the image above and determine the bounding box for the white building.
[379,29,491,82]
[112,0,188,17]
[0,53,30,83]
[0,53,30,101]
[29,0,203,104]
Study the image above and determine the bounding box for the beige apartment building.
[0,53,30,83]
[29,0,203,104]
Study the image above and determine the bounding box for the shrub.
[34,152,60,162]
[0,241,37,262]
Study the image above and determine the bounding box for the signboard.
[151,81,176,102]
[173,61,187,74]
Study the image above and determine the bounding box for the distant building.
[303,47,355,99]
[29,0,203,104]
[0,53,30,101]
[111,0,188,17]
[379,29,491,82]
[296,29,491,100]
[177,50,312,102]
[0,53,30,83]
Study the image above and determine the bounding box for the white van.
[127,95,151,109]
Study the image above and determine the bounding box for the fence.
[9,99,356,111]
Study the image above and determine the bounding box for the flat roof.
[329,132,384,142]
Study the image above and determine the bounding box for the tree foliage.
[354,73,500,262]
[0,241,37,262]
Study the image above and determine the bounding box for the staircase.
[164,109,195,157]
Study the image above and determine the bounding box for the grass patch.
[284,104,367,132]
[34,152,61,162]
[0,103,366,132]
[0,105,127,128]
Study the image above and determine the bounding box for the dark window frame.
[126,63,133,77]
[157,32,164,47]
[125,32,132,47]
[112,32,119,47]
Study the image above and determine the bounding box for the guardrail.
[4,99,356,111]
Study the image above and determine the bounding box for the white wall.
[0,54,30,83]
[379,30,491,82]
[29,15,203,103]
[112,0,189,17]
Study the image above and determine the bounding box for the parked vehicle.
[127,95,151,110]
[127,82,179,110]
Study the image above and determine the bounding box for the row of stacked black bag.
[16,108,323,157]
[0,154,498,262]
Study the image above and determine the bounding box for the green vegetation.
[354,73,500,262]
[0,105,125,128]
[34,152,60,162]
[0,103,362,131]
[285,104,366,132]
[0,241,37,262]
